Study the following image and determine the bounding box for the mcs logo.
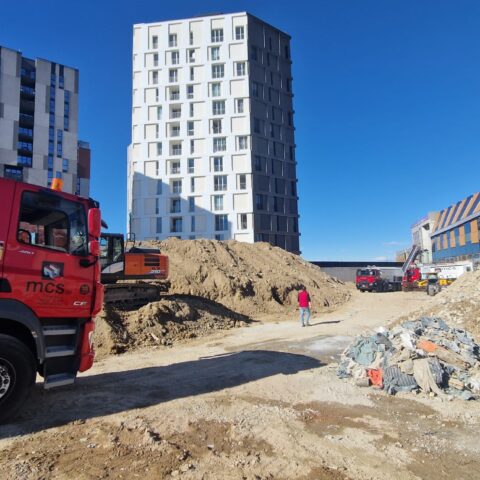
[26,281,65,294]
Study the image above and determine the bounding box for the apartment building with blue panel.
[431,192,480,263]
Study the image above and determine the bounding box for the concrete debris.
[337,316,480,399]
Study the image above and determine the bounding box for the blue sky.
[2,1,479,260]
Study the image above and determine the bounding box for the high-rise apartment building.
[0,45,89,196]
[128,12,299,253]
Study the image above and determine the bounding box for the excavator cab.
[100,233,169,284]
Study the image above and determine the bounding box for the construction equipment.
[0,177,103,422]
[403,261,473,291]
[100,233,169,307]
[356,266,403,292]
[426,272,441,296]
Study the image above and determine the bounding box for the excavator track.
[104,281,170,309]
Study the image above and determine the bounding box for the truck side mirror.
[89,240,100,257]
[88,208,101,238]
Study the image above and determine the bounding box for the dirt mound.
[95,239,351,357]
[401,269,480,339]
[144,238,351,317]
[95,295,250,358]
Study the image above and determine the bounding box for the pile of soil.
[95,239,352,357]
[402,269,480,340]
[144,238,351,317]
[95,296,250,358]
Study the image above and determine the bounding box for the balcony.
[170,92,180,101]
[170,146,182,156]
[170,128,180,137]
[170,110,181,119]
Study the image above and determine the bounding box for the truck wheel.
[0,334,36,424]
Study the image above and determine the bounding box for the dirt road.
[1,291,479,479]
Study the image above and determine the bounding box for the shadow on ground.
[2,350,322,438]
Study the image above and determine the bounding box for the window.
[170,161,180,174]
[212,100,225,115]
[215,234,224,241]
[170,198,181,213]
[255,194,266,210]
[157,180,162,195]
[213,156,223,172]
[187,158,195,173]
[187,121,194,136]
[211,29,223,42]
[250,45,258,61]
[188,49,195,63]
[172,179,182,194]
[213,137,226,152]
[211,83,221,97]
[17,156,32,167]
[188,197,195,212]
[253,118,261,134]
[212,64,224,79]
[187,85,194,99]
[214,175,227,191]
[152,35,158,49]
[190,139,195,154]
[189,31,194,45]
[239,213,247,230]
[168,34,177,47]
[252,82,259,98]
[155,198,160,215]
[238,136,248,150]
[215,214,228,231]
[213,195,224,211]
[286,78,291,93]
[18,190,87,256]
[236,98,244,113]
[190,216,196,233]
[62,158,69,173]
[153,53,159,67]
[254,155,262,172]
[238,174,246,190]
[190,177,195,192]
[190,67,195,81]
[288,111,293,126]
[171,51,179,65]
[235,26,245,40]
[169,69,178,83]
[152,71,158,85]
[211,46,220,61]
[4,165,23,182]
[170,88,180,100]
[212,119,222,134]
[236,62,246,76]
[171,217,182,233]
[189,103,194,117]
[48,155,54,169]
[157,106,162,120]
[156,217,162,233]
[285,45,290,59]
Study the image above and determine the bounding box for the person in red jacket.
[298,286,311,327]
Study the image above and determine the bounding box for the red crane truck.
[0,177,103,422]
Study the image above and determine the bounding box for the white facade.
[411,212,438,264]
[128,12,299,253]
[0,45,88,195]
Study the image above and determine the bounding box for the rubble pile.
[337,317,480,400]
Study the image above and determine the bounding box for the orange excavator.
[100,233,169,307]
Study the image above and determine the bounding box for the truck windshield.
[17,191,88,256]
[357,269,374,276]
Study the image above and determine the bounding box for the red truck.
[0,178,103,422]
[356,266,403,292]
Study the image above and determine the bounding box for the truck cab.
[0,178,102,422]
